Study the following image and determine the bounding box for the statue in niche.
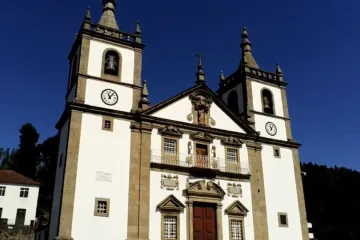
[198,108,206,124]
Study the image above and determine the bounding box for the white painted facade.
[51,4,307,239]
[261,145,303,240]
[71,113,131,240]
[152,96,246,134]
[0,183,39,226]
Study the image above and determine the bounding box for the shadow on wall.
[0,226,35,240]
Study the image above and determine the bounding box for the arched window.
[261,89,275,115]
[104,50,120,76]
[227,90,239,113]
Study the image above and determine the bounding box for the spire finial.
[195,53,205,83]
[82,6,92,29]
[276,62,283,75]
[276,62,284,81]
[98,0,119,30]
[139,80,150,110]
[220,70,225,82]
[135,21,141,35]
[239,27,259,69]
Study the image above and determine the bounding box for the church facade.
[49,1,309,240]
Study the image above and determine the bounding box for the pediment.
[187,180,225,199]
[190,132,214,143]
[158,125,183,137]
[225,200,249,216]
[157,194,185,212]
[221,136,243,147]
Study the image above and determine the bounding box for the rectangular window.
[227,148,238,163]
[278,213,289,227]
[0,207,2,218]
[164,216,177,239]
[163,138,177,156]
[94,198,110,217]
[20,188,29,198]
[0,186,5,196]
[102,117,114,132]
[230,219,243,240]
[273,147,281,158]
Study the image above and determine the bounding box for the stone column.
[247,141,269,240]
[216,204,223,240]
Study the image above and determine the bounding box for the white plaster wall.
[149,171,254,240]
[151,129,249,170]
[87,40,135,85]
[0,184,39,225]
[251,81,284,117]
[254,114,287,141]
[151,97,245,133]
[49,119,69,240]
[221,84,244,114]
[261,145,303,240]
[71,113,131,240]
[84,78,133,112]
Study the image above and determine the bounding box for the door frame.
[186,180,225,240]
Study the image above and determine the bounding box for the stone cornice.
[56,103,301,149]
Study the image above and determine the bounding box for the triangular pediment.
[187,180,226,199]
[144,84,256,135]
[157,194,185,212]
[225,200,249,216]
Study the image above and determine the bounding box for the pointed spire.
[140,80,150,110]
[220,70,225,82]
[98,0,119,30]
[276,62,282,75]
[195,53,205,84]
[239,27,259,69]
[276,62,283,81]
[82,6,91,29]
[135,21,141,35]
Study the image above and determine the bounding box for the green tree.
[0,148,17,169]
[12,123,40,179]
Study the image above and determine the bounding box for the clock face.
[101,89,118,106]
[265,122,277,136]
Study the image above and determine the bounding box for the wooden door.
[196,144,208,168]
[193,204,217,240]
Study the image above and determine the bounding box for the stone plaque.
[227,183,242,197]
[96,171,112,182]
[161,174,179,190]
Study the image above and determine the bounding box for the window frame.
[225,146,240,173]
[162,213,180,240]
[261,88,276,115]
[161,137,179,165]
[19,188,29,198]
[228,217,246,240]
[102,116,114,132]
[273,146,281,158]
[0,186,6,196]
[278,212,289,227]
[94,198,110,217]
[101,49,122,82]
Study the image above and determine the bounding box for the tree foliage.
[0,148,17,169]
[302,162,360,240]
[12,123,40,179]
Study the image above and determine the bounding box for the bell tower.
[217,27,292,142]
[65,0,145,112]
[49,1,146,240]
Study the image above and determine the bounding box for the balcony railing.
[150,150,250,175]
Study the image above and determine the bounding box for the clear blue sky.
[0,0,359,170]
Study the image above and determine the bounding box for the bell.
[105,54,118,73]
[263,96,271,109]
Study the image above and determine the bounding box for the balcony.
[150,150,251,176]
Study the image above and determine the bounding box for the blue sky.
[0,0,359,170]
